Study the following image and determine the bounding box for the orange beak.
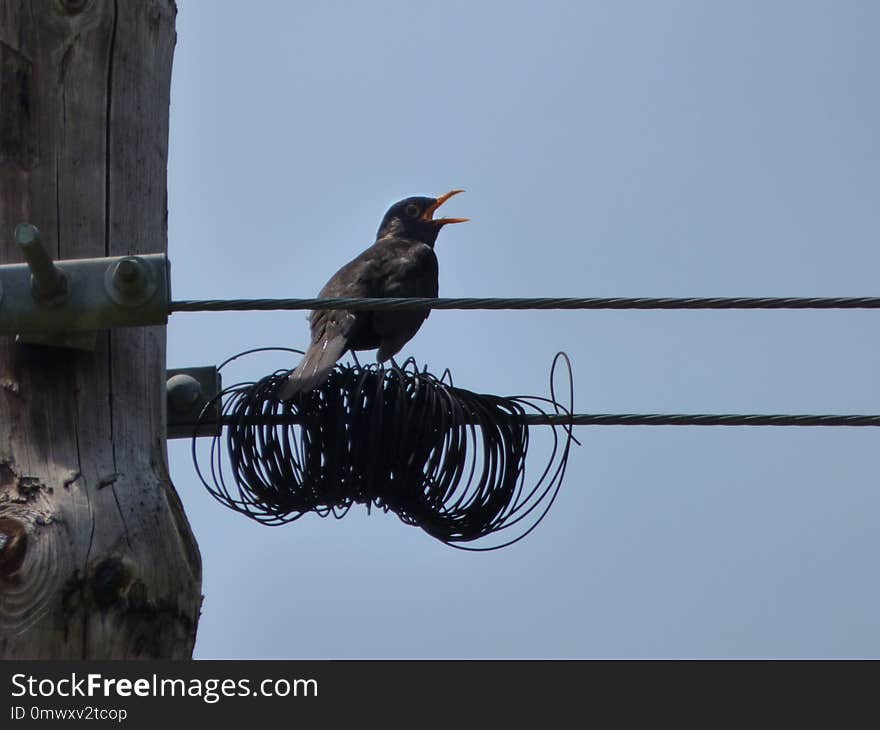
[422,189,469,225]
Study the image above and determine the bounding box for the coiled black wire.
[192,350,576,550]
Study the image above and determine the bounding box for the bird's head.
[376,190,468,246]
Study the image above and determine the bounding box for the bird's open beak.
[422,189,469,225]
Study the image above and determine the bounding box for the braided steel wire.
[170,296,880,312]
[213,412,880,427]
[192,350,576,550]
[558,413,880,426]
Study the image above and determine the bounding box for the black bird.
[280,190,467,398]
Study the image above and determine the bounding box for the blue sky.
[166,0,879,658]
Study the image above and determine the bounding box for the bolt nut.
[104,255,158,307]
[116,258,140,284]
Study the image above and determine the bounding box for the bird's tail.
[278,335,348,399]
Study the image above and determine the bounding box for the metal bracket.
[0,223,170,351]
[166,366,222,439]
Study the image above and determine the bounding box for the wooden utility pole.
[0,0,201,658]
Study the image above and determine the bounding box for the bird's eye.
[405,203,421,218]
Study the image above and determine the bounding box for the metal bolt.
[15,223,69,306]
[116,258,140,283]
[105,255,158,307]
[112,257,144,292]
[166,367,222,439]
[167,374,202,413]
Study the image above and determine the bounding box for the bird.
[279,190,468,399]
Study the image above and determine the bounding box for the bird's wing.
[308,250,382,343]
[371,243,439,361]
[279,253,377,398]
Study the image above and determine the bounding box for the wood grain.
[0,0,201,659]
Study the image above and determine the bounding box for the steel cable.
[170,295,880,312]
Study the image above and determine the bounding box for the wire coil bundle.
[193,350,576,550]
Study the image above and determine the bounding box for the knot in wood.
[91,557,131,609]
[57,0,90,15]
[0,517,28,578]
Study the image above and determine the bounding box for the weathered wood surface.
[0,0,201,658]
